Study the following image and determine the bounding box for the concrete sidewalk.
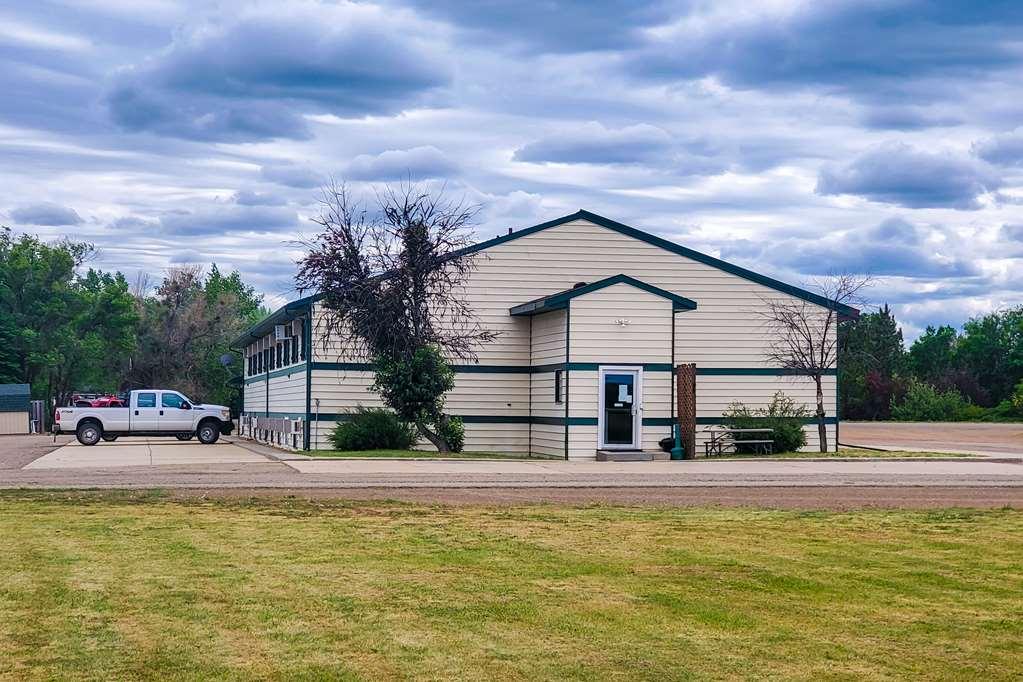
[24,437,272,469]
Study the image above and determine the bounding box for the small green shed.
[0,384,30,435]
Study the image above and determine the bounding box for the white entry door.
[598,367,642,449]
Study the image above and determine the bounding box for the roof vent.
[572,281,587,289]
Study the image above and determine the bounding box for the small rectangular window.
[136,392,156,408]
[554,370,564,404]
[161,392,184,409]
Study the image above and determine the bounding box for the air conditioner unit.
[274,324,288,341]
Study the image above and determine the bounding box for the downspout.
[563,304,570,460]
[528,315,533,457]
[303,304,313,450]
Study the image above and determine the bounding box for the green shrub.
[722,392,809,454]
[890,379,972,421]
[329,406,418,451]
[435,416,465,453]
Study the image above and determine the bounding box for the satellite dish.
[219,353,234,367]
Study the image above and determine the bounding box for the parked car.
[54,389,233,445]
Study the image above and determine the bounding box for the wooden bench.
[704,428,774,456]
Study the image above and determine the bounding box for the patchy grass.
[310,449,553,460]
[708,447,980,460]
[2,491,1020,680]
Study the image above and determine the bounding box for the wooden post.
[676,363,696,460]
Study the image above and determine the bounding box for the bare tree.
[295,181,497,451]
[758,274,870,452]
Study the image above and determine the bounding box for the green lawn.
[708,447,979,459]
[310,449,554,459]
[2,492,1020,680]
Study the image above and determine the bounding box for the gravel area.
[842,422,1023,455]
[0,434,72,470]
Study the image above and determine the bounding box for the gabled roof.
[465,210,859,318]
[233,209,859,347]
[510,274,698,317]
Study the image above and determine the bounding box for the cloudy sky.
[2,0,1022,339]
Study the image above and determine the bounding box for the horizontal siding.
[568,284,673,364]
[567,424,598,460]
[695,374,836,418]
[530,309,566,365]
[531,422,564,458]
[0,411,27,435]
[243,381,266,414]
[266,371,307,413]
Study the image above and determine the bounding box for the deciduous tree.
[296,182,495,452]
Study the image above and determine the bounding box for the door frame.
[597,365,643,450]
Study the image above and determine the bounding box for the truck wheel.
[101,434,119,442]
[197,421,220,445]
[76,422,102,446]
[175,434,193,441]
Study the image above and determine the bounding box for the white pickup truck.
[54,389,233,446]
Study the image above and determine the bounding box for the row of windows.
[247,332,305,376]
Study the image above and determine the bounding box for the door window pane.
[136,392,156,408]
[603,373,635,445]
[161,392,184,409]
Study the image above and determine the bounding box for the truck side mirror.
[180,403,191,410]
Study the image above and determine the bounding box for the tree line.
[0,228,266,421]
[839,303,1023,421]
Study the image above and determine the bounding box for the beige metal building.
[234,211,856,458]
[0,384,30,435]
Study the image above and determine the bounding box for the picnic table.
[704,428,774,456]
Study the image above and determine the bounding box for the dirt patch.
[135,485,1023,509]
[842,422,1023,455]
[0,434,72,470]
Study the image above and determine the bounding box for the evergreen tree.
[839,304,907,419]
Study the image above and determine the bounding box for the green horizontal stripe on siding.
[303,362,832,376]
[243,412,838,427]
[243,363,308,385]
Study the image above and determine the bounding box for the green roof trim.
[509,274,698,317]
[469,210,859,318]
[230,293,318,349]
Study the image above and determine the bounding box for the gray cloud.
[816,142,1001,209]
[860,105,963,131]
[105,2,451,141]
[9,202,84,225]
[405,0,679,53]
[628,2,1023,103]
[1002,223,1023,243]
[160,205,298,236]
[514,123,673,165]
[972,129,1023,167]
[724,217,979,279]
[233,190,287,207]
[345,145,459,181]
[260,163,323,189]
